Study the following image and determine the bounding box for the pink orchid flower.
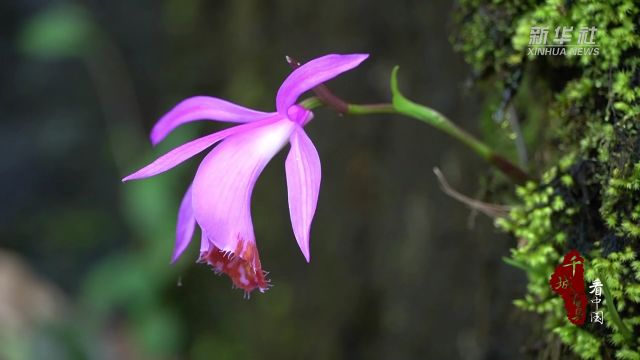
[123,54,369,294]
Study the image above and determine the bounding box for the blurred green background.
[1,1,530,359]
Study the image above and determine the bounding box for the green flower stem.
[298,66,531,184]
[298,96,323,110]
[349,100,488,158]
[348,103,395,115]
[597,271,633,343]
[386,66,530,184]
[387,87,492,159]
[349,99,493,160]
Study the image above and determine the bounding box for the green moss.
[455,0,640,357]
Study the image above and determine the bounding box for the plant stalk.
[291,59,531,184]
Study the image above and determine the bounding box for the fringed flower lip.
[122,54,369,295]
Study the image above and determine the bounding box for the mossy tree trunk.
[454,0,640,358]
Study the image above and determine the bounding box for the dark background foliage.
[0,1,529,359]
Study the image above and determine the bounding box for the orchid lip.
[199,241,271,295]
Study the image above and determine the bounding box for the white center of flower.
[253,119,295,155]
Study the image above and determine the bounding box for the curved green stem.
[387,66,531,184]
[387,69,491,159]
[298,65,531,184]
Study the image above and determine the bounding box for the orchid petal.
[192,118,295,267]
[199,230,210,257]
[171,185,196,263]
[122,117,279,182]
[276,53,369,114]
[151,96,272,145]
[285,127,321,262]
